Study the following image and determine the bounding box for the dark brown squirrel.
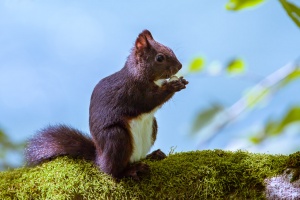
[25,30,188,181]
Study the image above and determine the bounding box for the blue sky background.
[0,0,300,166]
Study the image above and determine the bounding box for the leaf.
[191,104,223,134]
[250,106,300,144]
[250,119,278,144]
[0,130,4,140]
[279,0,300,28]
[226,58,246,74]
[262,107,300,137]
[277,107,300,134]
[264,120,280,136]
[280,67,300,87]
[226,0,265,11]
[189,57,205,73]
[0,129,9,145]
[249,136,263,144]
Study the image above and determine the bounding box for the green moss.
[290,168,300,182]
[286,151,300,182]
[0,150,289,199]
[287,151,300,168]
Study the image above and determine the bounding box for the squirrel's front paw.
[165,76,188,92]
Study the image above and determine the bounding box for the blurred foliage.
[187,0,300,147]
[0,128,25,170]
[226,0,265,11]
[226,58,246,75]
[226,0,300,29]
[188,56,300,145]
[281,67,300,86]
[188,57,205,73]
[250,107,300,144]
[191,104,224,134]
[279,0,300,28]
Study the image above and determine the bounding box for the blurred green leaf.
[226,58,246,74]
[0,127,25,170]
[0,129,6,140]
[191,104,223,134]
[277,107,300,134]
[279,0,300,28]
[244,66,299,109]
[189,57,205,73]
[249,136,263,144]
[226,0,265,11]
[280,67,300,87]
[251,106,300,144]
[265,120,279,135]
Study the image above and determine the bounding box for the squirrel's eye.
[156,54,165,62]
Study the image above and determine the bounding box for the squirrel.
[25,30,188,181]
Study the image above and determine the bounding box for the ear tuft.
[135,29,153,51]
[141,29,153,40]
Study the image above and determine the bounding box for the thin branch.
[197,61,299,148]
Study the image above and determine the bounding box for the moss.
[0,150,289,199]
[287,151,300,168]
[290,168,300,182]
[286,151,300,182]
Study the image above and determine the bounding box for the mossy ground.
[0,150,292,199]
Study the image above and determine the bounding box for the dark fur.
[25,30,188,180]
[25,125,95,165]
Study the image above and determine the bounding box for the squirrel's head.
[131,30,182,81]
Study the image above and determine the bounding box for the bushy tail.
[25,125,96,166]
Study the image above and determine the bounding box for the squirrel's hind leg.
[94,126,150,181]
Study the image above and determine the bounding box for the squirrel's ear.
[142,29,153,41]
[135,30,153,51]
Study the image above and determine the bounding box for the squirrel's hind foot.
[146,149,167,161]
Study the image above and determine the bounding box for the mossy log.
[1,150,300,199]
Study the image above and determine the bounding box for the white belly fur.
[129,109,157,163]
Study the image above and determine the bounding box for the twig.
[197,61,299,149]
